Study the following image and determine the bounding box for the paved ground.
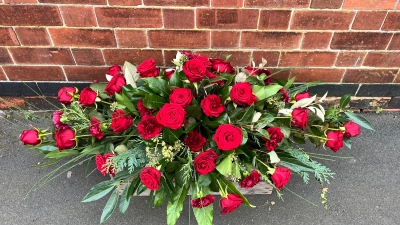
[0,111,399,225]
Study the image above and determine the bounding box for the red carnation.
[200,94,225,117]
[271,166,292,190]
[278,88,290,104]
[220,194,243,214]
[184,130,206,152]
[95,153,115,176]
[90,117,104,140]
[110,109,132,133]
[263,127,284,151]
[137,100,154,117]
[240,170,261,189]
[191,194,215,208]
[137,115,163,140]
[230,82,257,106]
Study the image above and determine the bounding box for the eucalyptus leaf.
[344,137,352,149]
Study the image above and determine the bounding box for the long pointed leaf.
[100,188,119,224]
[82,180,117,202]
[344,112,374,130]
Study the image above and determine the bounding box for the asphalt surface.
[0,111,399,225]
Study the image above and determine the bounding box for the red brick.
[3,66,65,81]
[245,0,310,8]
[164,9,194,29]
[301,32,332,50]
[148,30,209,49]
[115,30,147,48]
[331,32,392,50]
[267,68,291,80]
[342,0,396,10]
[394,71,400,83]
[38,0,106,3]
[72,49,105,65]
[382,12,400,30]
[363,52,400,67]
[0,6,62,26]
[194,51,251,67]
[197,9,258,29]
[143,0,209,6]
[63,66,109,82]
[252,51,280,67]
[352,11,387,30]
[0,68,7,80]
[259,10,291,30]
[335,52,366,67]
[103,49,163,66]
[0,28,19,46]
[387,33,400,50]
[4,0,37,3]
[310,0,343,9]
[290,68,345,82]
[108,0,142,5]
[95,8,162,28]
[49,28,116,47]
[280,52,338,67]
[211,31,240,48]
[211,0,243,7]
[241,32,302,49]
[291,11,355,30]
[14,28,51,46]
[343,69,397,83]
[60,6,97,27]
[0,48,12,64]
[9,48,75,65]
[164,50,192,66]
[0,96,26,109]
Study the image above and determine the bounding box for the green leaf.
[81,144,104,155]
[221,85,231,102]
[163,128,183,144]
[293,135,306,144]
[340,94,352,109]
[193,205,213,225]
[185,105,203,120]
[344,112,374,130]
[198,174,212,187]
[119,182,131,214]
[123,61,139,88]
[170,71,183,87]
[167,186,189,225]
[241,128,248,145]
[100,188,119,224]
[217,175,255,207]
[252,84,282,101]
[279,126,291,138]
[143,77,169,98]
[238,104,255,123]
[143,94,168,110]
[154,188,167,207]
[90,82,110,99]
[257,128,269,139]
[216,155,232,177]
[229,108,245,120]
[37,145,58,154]
[127,178,141,198]
[44,150,79,159]
[343,137,352,149]
[82,180,117,202]
[284,76,296,90]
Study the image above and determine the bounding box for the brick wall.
[0,0,400,90]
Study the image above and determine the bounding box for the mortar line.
[379,11,389,30]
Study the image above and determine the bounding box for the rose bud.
[210,59,235,74]
[95,153,115,176]
[295,92,310,101]
[182,59,207,82]
[191,194,215,208]
[106,65,122,76]
[55,126,76,151]
[325,130,344,152]
[291,108,308,130]
[169,88,193,108]
[78,87,97,107]
[271,166,292,190]
[230,82,257,106]
[110,109,133,133]
[343,121,360,137]
[137,115,163,140]
[193,149,218,175]
[201,94,225,117]
[156,103,186,130]
[184,130,206,152]
[52,111,65,128]
[213,124,242,151]
[105,74,126,95]
[57,87,77,105]
[140,167,161,190]
[240,170,261,189]
[220,194,243,214]
[263,127,284,151]
[137,58,160,78]
[164,69,175,79]
[20,129,41,146]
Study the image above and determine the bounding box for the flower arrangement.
[20,51,374,225]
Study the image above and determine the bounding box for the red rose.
[244,66,272,84]
[105,74,126,95]
[20,129,41,146]
[192,54,212,68]
[55,126,76,150]
[193,149,218,175]
[169,88,193,108]
[230,82,257,106]
[137,99,154,117]
[295,92,310,101]
[344,121,360,137]
[140,167,161,190]
[95,153,115,176]
[213,124,242,151]
[106,65,122,76]
[164,69,175,79]
[210,59,235,74]
[191,194,215,208]
[182,59,207,82]
[325,130,344,152]
[137,58,160,78]
[58,87,77,105]
[201,94,225,117]
[220,194,243,214]
[78,87,97,107]
[206,71,224,86]
[156,103,186,130]
[90,117,104,140]
[52,111,65,128]
[263,127,284,151]
[137,115,163,140]
[184,130,206,152]
[278,88,290,104]
[291,108,308,130]
[271,166,292,190]
[110,109,132,133]
[240,170,261,189]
